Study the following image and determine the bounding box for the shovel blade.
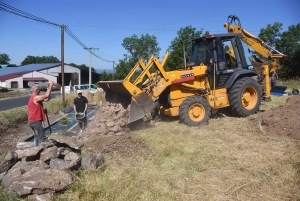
[128,98,146,123]
[129,92,157,124]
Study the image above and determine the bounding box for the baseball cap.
[77,90,83,94]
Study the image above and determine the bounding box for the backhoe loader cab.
[188,33,257,88]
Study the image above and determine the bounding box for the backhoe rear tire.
[179,96,211,126]
[228,77,262,117]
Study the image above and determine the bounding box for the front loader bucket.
[98,81,157,124]
[129,92,157,123]
[98,80,132,100]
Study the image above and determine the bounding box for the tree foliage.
[114,34,161,79]
[277,24,300,78]
[69,63,95,72]
[122,33,161,63]
[21,55,60,65]
[0,53,11,64]
[258,22,300,78]
[166,26,203,71]
[258,22,283,48]
[100,71,113,81]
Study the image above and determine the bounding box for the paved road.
[0,91,61,112]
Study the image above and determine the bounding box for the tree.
[6,64,17,67]
[277,24,300,78]
[69,63,95,72]
[258,22,283,49]
[0,53,11,64]
[166,26,203,71]
[100,71,113,81]
[258,22,300,78]
[21,55,60,65]
[114,34,161,79]
[122,33,161,63]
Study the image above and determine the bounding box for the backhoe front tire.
[179,96,211,126]
[228,77,262,117]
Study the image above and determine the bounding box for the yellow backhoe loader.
[99,15,285,126]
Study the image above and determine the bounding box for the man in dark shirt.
[271,71,279,87]
[73,90,88,132]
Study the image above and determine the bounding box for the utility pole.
[84,47,98,87]
[112,61,115,80]
[61,24,65,108]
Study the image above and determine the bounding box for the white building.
[0,63,81,88]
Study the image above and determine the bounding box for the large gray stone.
[16,142,34,150]
[81,152,105,170]
[40,146,59,162]
[15,147,44,161]
[28,193,53,201]
[64,152,80,162]
[8,169,73,196]
[49,159,69,170]
[1,161,42,189]
[48,133,83,150]
[50,154,81,171]
[57,147,72,158]
[0,152,18,173]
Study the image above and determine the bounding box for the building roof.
[23,77,48,81]
[0,72,28,81]
[0,63,61,76]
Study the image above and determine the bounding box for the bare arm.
[34,80,54,103]
[84,103,88,114]
[44,95,51,102]
[73,104,77,113]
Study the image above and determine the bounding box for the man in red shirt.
[28,80,54,146]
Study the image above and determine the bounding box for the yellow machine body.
[98,15,282,126]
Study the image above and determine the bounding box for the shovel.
[44,108,52,133]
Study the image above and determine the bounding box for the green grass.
[55,96,300,201]
[0,185,27,201]
[1,84,299,200]
[0,90,29,100]
[278,79,300,92]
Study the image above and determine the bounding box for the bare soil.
[81,132,155,158]
[251,95,300,140]
[0,113,62,158]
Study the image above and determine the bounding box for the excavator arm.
[224,15,285,60]
[224,15,286,100]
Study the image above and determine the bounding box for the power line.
[0,2,114,64]
[64,26,114,63]
[0,2,61,27]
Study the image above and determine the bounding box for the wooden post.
[61,24,65,108]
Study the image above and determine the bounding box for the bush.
[0,87,8,92]
[38,86,60,92]
[52,86,60,91]
[39,86,47,92]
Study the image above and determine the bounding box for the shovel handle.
[44,109,52,133]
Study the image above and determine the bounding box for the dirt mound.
[252,95,300,140]
[82,132,154,158]
[80,92,154,157]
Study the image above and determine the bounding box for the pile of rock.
[0,133,105,200]
[83,92,130,139]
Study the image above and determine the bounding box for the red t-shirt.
[28,95,45,121]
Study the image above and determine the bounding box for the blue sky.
[1,0,299,72]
